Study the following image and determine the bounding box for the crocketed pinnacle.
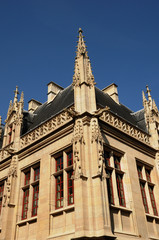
[146,85,152,103]
[73,28,96,88]
[14,86,19,103]
[142,91,147,105]
[76,28,88,58]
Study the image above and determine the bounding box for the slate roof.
[21,85,147,136]
[21,85,74,135]
[95,87,147,133]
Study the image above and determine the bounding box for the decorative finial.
[78,28,83,34]
[20,91,24,103]
[0,116,1,126]
[142,91,147,103]
[14,86,19,103]
[76,28,87,57]
[146,85,152,103]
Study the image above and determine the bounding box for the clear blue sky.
[0,0,159,124]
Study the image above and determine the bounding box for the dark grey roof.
[21,85,74,135]
[21,85,147,136]
[95,87,147,133]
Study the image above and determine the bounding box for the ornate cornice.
[100,111,150,145]
[20,108,73,149]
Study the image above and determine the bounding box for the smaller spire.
[146,85,152,103]
[0,116,1,126]
[14,86,19,103]
[20,91,24,103]
[76,28,87,57]
[142,91,147,105]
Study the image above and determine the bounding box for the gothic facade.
[0,29,159,240]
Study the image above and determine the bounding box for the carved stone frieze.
[100,111,150,145]
[20,109,73,149]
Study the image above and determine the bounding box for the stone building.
[0,29,159,240]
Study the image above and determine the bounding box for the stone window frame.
[51,146,74,211]
[104,148,126,207]
[20,163,40,221]
[136,161,158,216]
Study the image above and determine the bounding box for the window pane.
[22,189,29,220]
[34,167,40,181]
[104,151,110,166]
[114,156,121,170]
[24,171,30,185]
[32,184,39,216]
[137,165,143,178]
[67,151,73,166]
[116,174,125,207]
[68,170,74,205]
[140,183,149,213]
[56,156,63,171]
[56,174,63,209]
[148,186,158,216]
[145,169,151,182]
[106,170,114,205]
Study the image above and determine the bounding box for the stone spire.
[73,28,96,88]
[76,28,87,58]
[142,90,147,106]
[73,28,97,113]
[146,85,152,107]
[13,86,19,103]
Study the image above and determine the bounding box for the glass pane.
[69,188,73,195]
[57,192,60,199]
[56,200,60,208]
[61,190,63,198]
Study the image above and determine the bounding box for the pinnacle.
[76,28,87,57]
[78,28,83,33]
[14,86,19,103]
[146,85,152,102]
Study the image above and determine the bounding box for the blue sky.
[0,0,159,124]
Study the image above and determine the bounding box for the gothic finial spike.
[0,116,1,126]
[20,91,24,103]
[14,86,19,103]
[76,27,87,57]
[142,91,147,107]
[78,28,83,34]
[146,85,152,103]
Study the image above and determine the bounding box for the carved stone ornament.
[8,156,18,178]
[20,108,73,148]
[72,60,81,87]
[72,119,85,144]
[72,119,85,179]
[3,156,18,207]
[100,111,150,145]
[91,118,103,143]
[72,145,82,180]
